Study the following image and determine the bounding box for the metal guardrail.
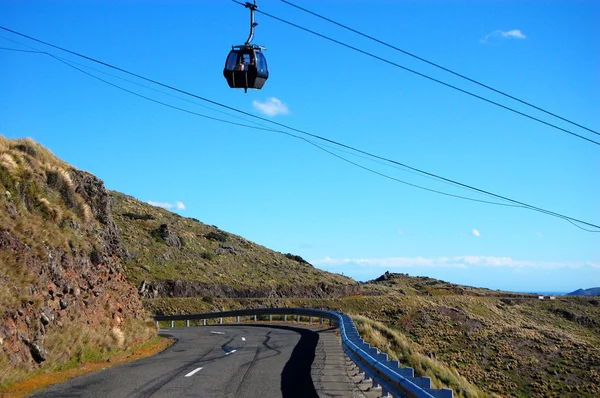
[153,308,453,398]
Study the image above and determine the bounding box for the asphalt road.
[31,324,367,398]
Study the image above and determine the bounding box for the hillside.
[0,137,155,389]
[567,287,600,297]
[110,191,360,299]
[0,136,359,390]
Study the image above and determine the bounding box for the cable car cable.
[232,2,600,147]
[1,44,522,210]
[0,33,598,231]
[281,0,600,138]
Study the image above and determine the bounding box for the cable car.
[223,1,269,93]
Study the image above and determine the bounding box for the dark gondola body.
[223,46,268,93]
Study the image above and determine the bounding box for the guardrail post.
[363,372,371,382]
[156,320,159,328]
[219,317,223,324]
[186,320,190,327]
[320,317,323,325]
[254,315,257,322]
[371,379,380,389]
[381,387,391,397]
[203,319,206,326]
[237,316,240,323]
[284,314,287,322]
[170,320,174,328]
[269,314,272,322]
[296,315,300,322]
[309,316,313,323]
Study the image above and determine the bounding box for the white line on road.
[225,350,237,356]
[241,337,246,341]
[185,367,203,377]
[210,331,226,335]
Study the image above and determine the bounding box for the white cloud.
[311,256,600,270]
[480,29,526,43]
[147,200,186,211]
[253,97,290,117]
[472,228,481,237]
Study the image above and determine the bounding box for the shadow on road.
[221,323,332,398]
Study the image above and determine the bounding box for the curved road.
[31,324,367,398]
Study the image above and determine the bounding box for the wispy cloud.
[147,200,186,210]
[312,256,600,270]
[253,97,290,117]
[472,228,481,237]
[480,29,526,43]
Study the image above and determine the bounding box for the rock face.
[155,224,181,249]
[138,279,361,300]
[0,138,151,378]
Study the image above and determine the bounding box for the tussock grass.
[0,153,18,174]
[352,314,487,398]
[37,197,63,222]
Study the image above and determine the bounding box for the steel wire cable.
[0,45,521,209]
[0,32,598,231]
[230,1,600,147]
[281,0,599,137]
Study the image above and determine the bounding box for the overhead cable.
[0,31,598,231]
[230,2,600,147]
[0,44,522,209]
[281,0,599,137]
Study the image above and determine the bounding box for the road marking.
[225,349,237,356]
[210,331,225,335]
[185,367,203,377]
[241,337,246,341]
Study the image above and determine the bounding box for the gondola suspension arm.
[244,1,258,46]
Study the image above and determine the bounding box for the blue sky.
[1,0,598,293]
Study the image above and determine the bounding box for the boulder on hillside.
[155,224,181,249]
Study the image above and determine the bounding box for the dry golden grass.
[0,336,172,398]
[0,136,9,152]
[36,197,63,222]
[0,153,18,174]
[352,314,487,398]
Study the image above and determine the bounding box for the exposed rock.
[27,342,46,363]
[214,244,245,256]
[40,313,50,325]
[59,298,68,310]
[155,224,181,249]
[138,279,361,300]
[0,141,148,374]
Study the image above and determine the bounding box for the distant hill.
[567,287,600,296]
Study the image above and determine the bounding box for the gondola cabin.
[223,46,269,93]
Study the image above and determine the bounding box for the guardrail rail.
[154,308,454,398]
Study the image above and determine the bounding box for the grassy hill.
[110,191,360,299]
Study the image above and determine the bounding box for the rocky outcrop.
[155,224,181,249]
[138,279,361,300]
[0,140,150,376]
